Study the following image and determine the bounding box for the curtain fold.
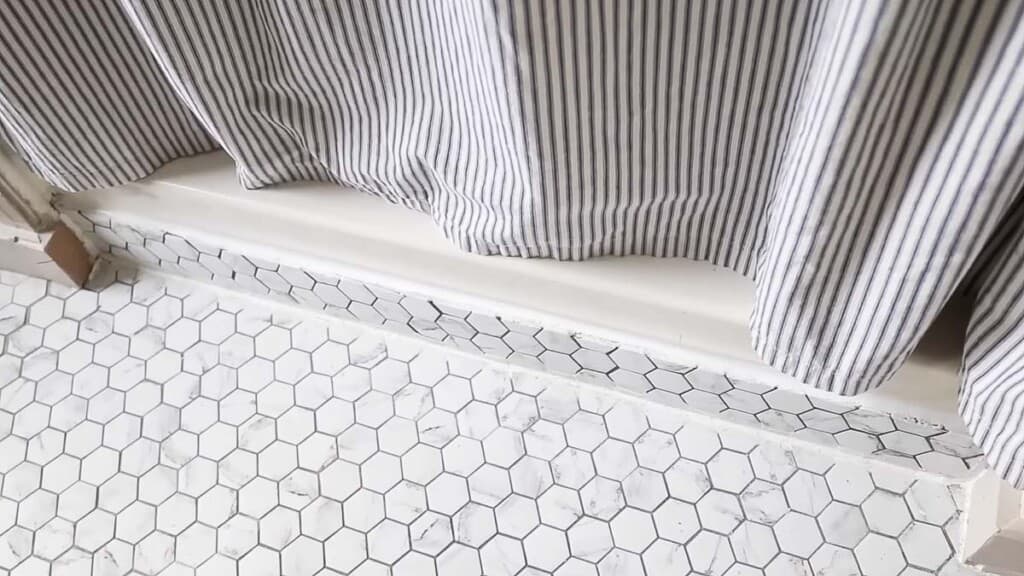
[2,0,1024,485]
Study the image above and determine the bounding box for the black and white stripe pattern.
[2,0,1024,486]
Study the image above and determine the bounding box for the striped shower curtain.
[2,0,1024,487]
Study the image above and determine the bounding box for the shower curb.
[56,206,986,484]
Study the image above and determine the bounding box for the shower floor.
[0,265,982,576]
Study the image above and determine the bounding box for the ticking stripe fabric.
[2,0,1024,485]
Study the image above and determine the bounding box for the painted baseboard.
[963,471,1024,575]
[0,221,94,287]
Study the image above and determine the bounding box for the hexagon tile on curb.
[0,266,992,576]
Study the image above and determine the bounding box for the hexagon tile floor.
[0,265,988,576]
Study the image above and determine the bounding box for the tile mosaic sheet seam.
[0,266,987,575]
[64,209,984,479]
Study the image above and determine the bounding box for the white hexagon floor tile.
[0,266,990,575]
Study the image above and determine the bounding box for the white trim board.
[60,151,967,430]
[963,470,1024,574]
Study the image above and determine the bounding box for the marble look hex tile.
[0,266,991,576]
[68,211,985,480]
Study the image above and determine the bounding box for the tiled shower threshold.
[8,153,986,574]
[0,262,986,575]
[59,206,983,481]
